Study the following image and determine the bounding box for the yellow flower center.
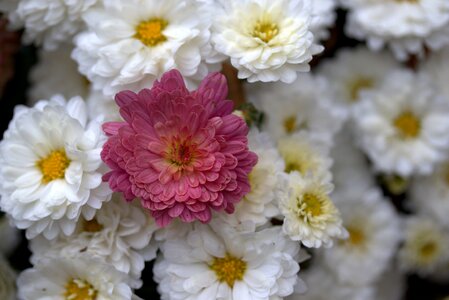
[135,18,168,47]
[210,253,247,287]
[346,226,365,246]
[252,19,279,43]
[348,77,373,101]
[419,241,438,259]
[37,150,71,183]
[301,193,323,217]
[393,111,421,139]
[83,218,103,233]
[64,278,97,300]
[283,116,297,134]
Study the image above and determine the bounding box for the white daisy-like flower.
[324,188,401,286]
[0,96,112,240]
[318,47,398,117]
[217,129,284,232]
[0,255,16,300]
[310,0,337,41]
[86,90,121,122]
[353,69,449,177]
[399,216,449,276]
[28,46,90,105]
[249,74,344,145]
[212,0,323,83]
[73,0,222,96]
[331,128,374,197]
[410,163,449,229]
[154,221,305,300]
[29,194,157,288]
[422,48,449,100]
[17,255,135,300]
[278,132,333,184]
[286,262,375,300]
[277,172,346,248]
[0,216,20,256]
[345,0,449,60]
[0,0,99,50]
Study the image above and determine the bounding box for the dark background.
[1,9,449,300]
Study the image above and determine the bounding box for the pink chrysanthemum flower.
[101,70,258,226]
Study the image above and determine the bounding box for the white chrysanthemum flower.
[399,216,449,276]
[331,128,374,197]
[0,216,20,257]
[86,90,121,122]
[0,255,16,300]
[29,194,157,288]
[324,188,400,286]
[353,70,449,177]
[217,129,284,232]
[410,163,449,229]
[345,0,449,60]
[28,46,90,105]
[318,47,398,116]
[154,221,305,300]
[277,172,346,248]
[0,0,99,50]
[278,132,333,183]
[249,74,344,145]
[73,0,221,96]
[17,255,135,300]
[311,0,337,41]
[286,262,375,300]
[212,0,323,83]
[422,48,449,100]
[0,96,112,240]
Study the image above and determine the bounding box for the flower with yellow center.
[209,254,247,287]
[64,278,97,300]
[393,111,421,139]
[348,77,373,101]
[278,172,346,248]
[399,217,449,275]
[134,18,168,47]
[37,149,71,183]
[278,133,332,183]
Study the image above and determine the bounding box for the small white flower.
[318,46,398,117]
[28,46,90,105]
[30,194,157,288]
[277,172,346,248]
[410,163,449,229]
[73,0,221,96]
[0,0,99,50]
[212,0,323,83]
[17,255,136,300]
[324,187,401,286]
[310,0,337,41]
[286,262,375,300]
[345,0,449,60]
[249,74,344,146]
[353,69,449,176]
[0,255,16,300]
[154,221,304,300]
[399,216,449,276]
[217,129,284,232]
[0,96,112,240]
[278,132,333,184]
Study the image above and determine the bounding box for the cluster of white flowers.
[1,0,449,299]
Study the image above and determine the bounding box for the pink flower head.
[101,70,258,227]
